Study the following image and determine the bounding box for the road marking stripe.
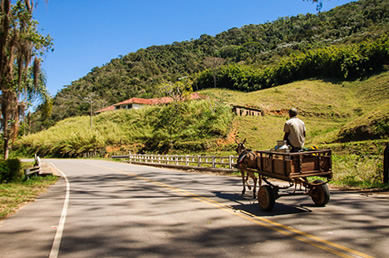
[94,164,375,258]
[49,164,70,258]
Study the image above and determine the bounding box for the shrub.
[194,34,389,91]
[0,159,22,183]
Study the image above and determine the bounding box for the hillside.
[30,0,389,132]
[16,71,389,158]
[202,71,389,152]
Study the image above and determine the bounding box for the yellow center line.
[92,164,375,258]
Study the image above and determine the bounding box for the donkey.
[235,139,259,198]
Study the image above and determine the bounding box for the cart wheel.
[310,180,330,206]
[258,185,275,211]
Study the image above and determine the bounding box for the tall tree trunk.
[2,91,10,160]
[1,89,18,159]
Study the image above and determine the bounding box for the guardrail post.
[185,155,189,166]
[229,155,233,169]
[197,155,201,167]
[212,156,215,168]
[24,168,30,180]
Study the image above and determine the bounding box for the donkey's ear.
[243,138,246,144]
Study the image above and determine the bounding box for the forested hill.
[34,0,388,131]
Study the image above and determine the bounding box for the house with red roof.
[96,93,203,113]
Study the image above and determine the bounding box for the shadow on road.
[212,191,310,216]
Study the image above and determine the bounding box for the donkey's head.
[235,138,247,155]
[235,138,258,170]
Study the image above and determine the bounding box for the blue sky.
[33,0,355,96]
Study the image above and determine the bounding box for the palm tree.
[0,0,52,159]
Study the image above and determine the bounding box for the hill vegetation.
[15,71,389,188]
[30,0,389,132]
[16,99,234,157]
[16,71,389,156]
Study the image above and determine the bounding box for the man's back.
[284,117,305,148]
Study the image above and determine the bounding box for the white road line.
[49,163,70,258]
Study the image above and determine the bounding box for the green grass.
[331,154,388,190]
[202,71,389,150]
[0,175,58,220]
[15,99,234,157]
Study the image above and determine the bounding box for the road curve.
[0,159,388,258]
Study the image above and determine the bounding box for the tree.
[203,57,227,88]
[160,77,193,103]
[0,0,52,159]
[158,78,193,150]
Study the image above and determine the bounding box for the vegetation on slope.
[30,0,389,132]
[16,71,389,156]
[195,34,389,91]
[204,71,389,150]
[16,99,234,157]
[14,71,389,188]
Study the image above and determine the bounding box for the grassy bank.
[0,174,58,220]
[15,99,234,157]
[203,71,389,149]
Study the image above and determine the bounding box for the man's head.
[288,108,298,117]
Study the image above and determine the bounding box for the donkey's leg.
[252,173,257,199]
[241,170,246,195]
[245,172,252,190]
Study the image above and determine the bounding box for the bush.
[194,34,389,91]
[0,159,22,183]
[16,100,234,156]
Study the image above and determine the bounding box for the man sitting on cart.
[283,108,306,152]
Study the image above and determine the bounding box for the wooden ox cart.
[240,149,333,211]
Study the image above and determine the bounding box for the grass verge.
[0,175,58,221]
[331,154,388,190]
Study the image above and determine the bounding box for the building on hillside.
[232,105,263,116]
[112,97,169,111]
[95,93,203,114]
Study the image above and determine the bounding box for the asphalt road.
[0,159,388,258]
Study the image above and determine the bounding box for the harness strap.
[238,153,247,163]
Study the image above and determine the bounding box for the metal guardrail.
[24,154,41,180]
[24,165,41,180]
[112,153,239,172]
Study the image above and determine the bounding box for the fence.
[112,153,239,173]
[83,150,106,158]
[24,154,41,180]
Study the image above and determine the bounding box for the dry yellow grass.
[200,71,389,150]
